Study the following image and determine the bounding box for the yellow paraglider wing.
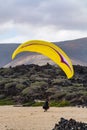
[12,40,74,79]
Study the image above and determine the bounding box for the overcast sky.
[0,0,87,43]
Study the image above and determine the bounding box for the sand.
[0,106,87,130]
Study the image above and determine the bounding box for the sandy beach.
[0,106,87,130]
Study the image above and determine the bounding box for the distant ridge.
[0,37,87,67]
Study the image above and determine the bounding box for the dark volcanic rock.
[52,118,87,130]
[0,64,87,105]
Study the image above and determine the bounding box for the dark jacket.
[43,100,49,110]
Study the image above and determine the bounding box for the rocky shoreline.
[53,118,87,130]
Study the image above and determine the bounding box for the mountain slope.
[55,37,87,65]
[0,37,87,67]
[0,44,18,67]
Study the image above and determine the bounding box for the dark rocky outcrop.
[53,118,87,130]
[0,64,87,105]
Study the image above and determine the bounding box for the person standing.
[43,98,49,112]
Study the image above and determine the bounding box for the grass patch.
[23,101,44,107]
[32,102,44,107]
[57,100,71,107]
[23,101,35,107]
[50,101,60,107]
[0,98,15,105]
[23,100,70,107]
[50,100,71,107]
[0,98,71,107]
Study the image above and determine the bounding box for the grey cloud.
[0,0,87,30]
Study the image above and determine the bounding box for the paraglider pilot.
[43,97,49,112]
